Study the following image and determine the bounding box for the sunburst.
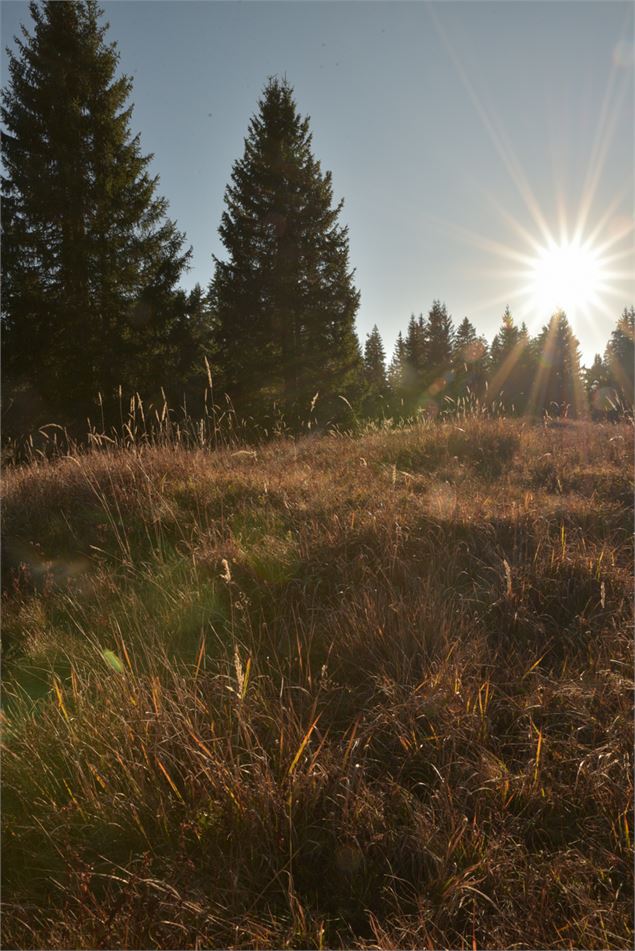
[426,4,634,347]
[528,239,604,320]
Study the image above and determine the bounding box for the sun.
[529,239,604,319]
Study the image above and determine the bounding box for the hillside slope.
[2,418,633,950]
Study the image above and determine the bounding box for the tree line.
[363,303,634,421]
[2,1,633,440]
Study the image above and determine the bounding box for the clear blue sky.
[2,0,633,363]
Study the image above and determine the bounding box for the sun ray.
[425,4,553,245]
[568,330,587,419]
[597,252,635,272]
[461,288,528,319]
[575,41,631,241]
[422,7,631,352]
[606,344,634,397]
[477,186,549,257]
[526,314,559,417]
[471,216,628,336]
[583,180,633,247]
[488,337,529,402]
[434,171,631,345]
[529,241,601,316]
[592,221,635,259]
[427,215,536,267]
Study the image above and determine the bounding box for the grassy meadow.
[2,416,633,949]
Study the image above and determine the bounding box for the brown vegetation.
[2,417,633,949]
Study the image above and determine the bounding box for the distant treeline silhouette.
[370,303,634,423]
[2,1,633,440]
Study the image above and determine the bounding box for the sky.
[2,0,634,364]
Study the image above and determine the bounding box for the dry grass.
[2,417,633,949]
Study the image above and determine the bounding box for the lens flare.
[529,240,603,318]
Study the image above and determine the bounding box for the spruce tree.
[1,0,191,433]
[209,77,361,424]
[166,284,215,412]
[423,300,454,406]
[585,353,614,418]
[604,307,634,408]
[401,313,426,409]
[452,317,488,400]
[453,317,479,360]
[515,322,537,413]
[586,353,609,390]
[489,307,520,373]
[488,307,534,413]
[425,301,454,371]
[362,325,387,416]
[363,326,387,390]
[387,332,406,390]
[531,311,585,417]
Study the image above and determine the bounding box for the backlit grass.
[2,417,633,949]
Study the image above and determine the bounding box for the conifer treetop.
[210,75,361,419]
[2,0,191,430]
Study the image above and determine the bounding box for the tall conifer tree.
[362,325,387,416]
[166,284,215,410]
[363,326,387,391]
[422,301,454,408]
[387,332,406,395]
[489,307,520,372]
[585,353,613,417]
[453,317,479,359]
[452,317,488,400]
[425,301,454,376]
[488,307,535,413]
[1,0,191,432]
[604,307,635,408]
[531,311,585,417]
[209,77,361,423]
[401,313,426,408]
